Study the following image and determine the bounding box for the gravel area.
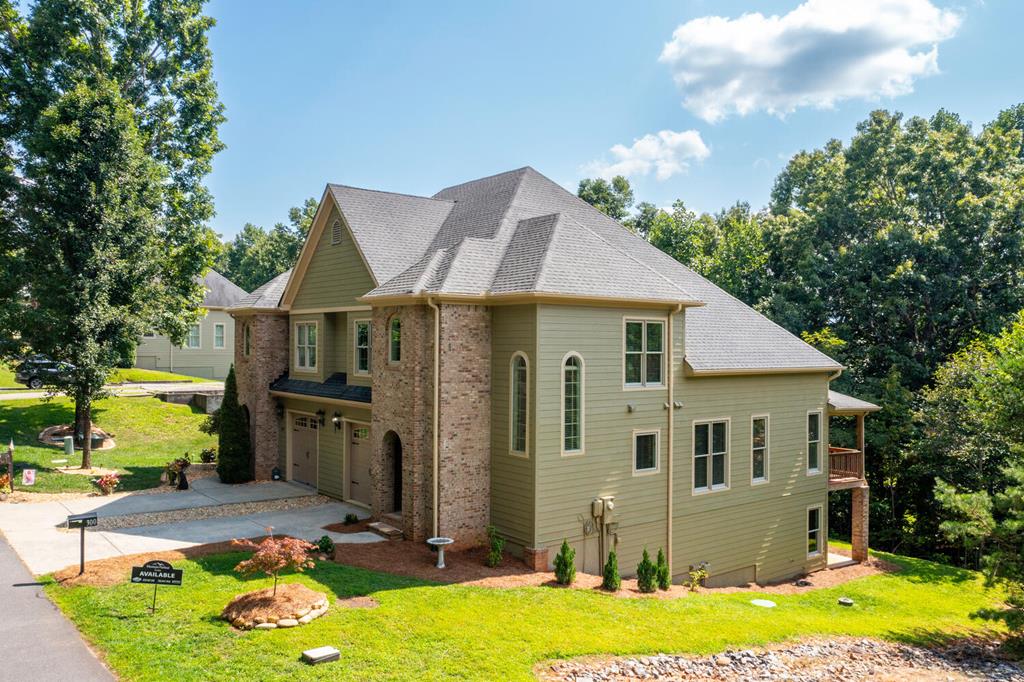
[542,637,1024,681]
[85,493,331,531]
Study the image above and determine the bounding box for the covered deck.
[827,390,881,563]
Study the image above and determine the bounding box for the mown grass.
[45,549,1006,682]
[0,395,215,493]
[107,368,211,384]
[0,363,18,388]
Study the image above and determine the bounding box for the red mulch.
[322,519,373,534]
[222,583,327,627]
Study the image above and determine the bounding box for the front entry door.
[291,415,318,486]
[348,423,371,505]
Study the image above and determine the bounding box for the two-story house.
[229,167,878,586]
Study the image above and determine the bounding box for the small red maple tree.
[232,531,316,596]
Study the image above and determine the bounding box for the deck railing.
[828,446,864,482]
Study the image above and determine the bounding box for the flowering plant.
[95,473,120,495]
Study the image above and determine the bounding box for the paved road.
[0,534,113,682]
[0,381,223,401]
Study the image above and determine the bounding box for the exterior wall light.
[332,412,342,431]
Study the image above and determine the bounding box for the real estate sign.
[131,560,183,586]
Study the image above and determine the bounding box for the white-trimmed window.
[624,319,664,387]
[751,415,769,484]
[633,430,660,474]
[243,324,252,356]
[561,353,583,454]
[295,322,318,370]
[354,319,371,374]
[807,410,822,473]
[331,219,343,245]
[389,317,401,363]
[214,323,226,349]
[184,324,200,349]
[510,352,528,455]
[807,505,823,556]
[694,419,729,492]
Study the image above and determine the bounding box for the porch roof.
[827,390,881,416]
[269,372,371,404]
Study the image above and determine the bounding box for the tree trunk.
[74,401,85,448]
[80,399,92,470]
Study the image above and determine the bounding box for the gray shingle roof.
[202,270,247,308]
[828,390,881,414]
[317,167,842,374]
[231,269,292,310]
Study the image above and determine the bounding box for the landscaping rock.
[276,618,298,628]
[254,623,276,630]
[298,614,314,625]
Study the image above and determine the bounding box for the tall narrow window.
[562,354,583,454]
[634,431,659,473]
[389,318,401,363]
[243,324,252,356]
[807,411,821,473]
[751,415,768,483]
[295,322,317,370]
[624,319,664,387]
[807,506,822,556]
[185,324,200,349]
[510,353,528,455]
[694,420,729,492]
[214,323,225,349]
[354,320,371,373]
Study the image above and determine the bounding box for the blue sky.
[205,0,1022,239]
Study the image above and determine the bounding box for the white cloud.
[583,129,710,181]
[659,0,962,123]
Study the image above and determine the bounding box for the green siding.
[345,312,372,387]
[533,304,830,583]
[291,205,376,310]
[490,305,537,550]
[289,313,325,382]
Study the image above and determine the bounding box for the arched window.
[562,353,584,454]
[389,317,401,362]
[510,353,528,455]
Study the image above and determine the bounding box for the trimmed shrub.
[636,548,657,593]
[687,561,709,592]
[199,447,217,464]
[602,550,620,591]
[343,513,359,525]
[217,366,253,484]
[656,547,670,590]
[554,539,576,585]
[316,535,334,555]
[485,524,505,568]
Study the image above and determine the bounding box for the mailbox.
[67,512,98,529]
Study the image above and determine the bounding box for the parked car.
[14,356,74,389]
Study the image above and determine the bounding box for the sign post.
[66,512,98,576]
[130,560,183,613]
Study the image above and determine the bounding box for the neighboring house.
[230,167,879,586]
[136,270,248,380]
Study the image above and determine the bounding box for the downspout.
[427,297,441,538]
[666,303,682,579]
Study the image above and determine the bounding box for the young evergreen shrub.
[602,550,621,591]
[656,547,670,590]
[636,548,657,593]
[553,539,576,585]
[217,366,253,484]
[485,525,505,567]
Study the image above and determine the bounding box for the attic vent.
[331,219,343,245]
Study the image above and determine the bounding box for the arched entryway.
[383,430,403,513]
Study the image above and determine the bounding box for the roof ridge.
[411,249,448,294]
[329,183,453,203]
[525,213,561,291]
[432,166,532,197]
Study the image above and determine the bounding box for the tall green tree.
[217,198,316,291]
[216,366,252,483]
[577,176,634,221]
[0,0,224,467]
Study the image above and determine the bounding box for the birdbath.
[426,537,454,569]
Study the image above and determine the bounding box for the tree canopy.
[217,198,316,292]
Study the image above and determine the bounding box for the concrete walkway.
[0,535,113,681]
[0,478,381,575]
[0,381,224,401]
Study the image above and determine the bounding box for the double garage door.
[290,414,371,506]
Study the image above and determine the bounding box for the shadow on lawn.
[885,552,979,586]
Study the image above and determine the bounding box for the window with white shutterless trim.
[295,322,318,370]
[807,505,823,556]
[561,352,583,455]
[354,319,371,374]
[751,415,769,484]
[807,410,822,474]
[624,319,664,387]
[633,430,660,474]
[510,353,528,455]
[694,419,729,492]
[214,323,226,349]
[184,324,200,349]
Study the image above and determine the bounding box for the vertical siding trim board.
[632,429,661,476]
[665,305,681,577]
[559,351,585,457]
[509,351,530,458]
[751,413,770,486]
[691,417,732,495]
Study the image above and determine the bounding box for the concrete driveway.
[0,381,224,401]
[0,478,381,575]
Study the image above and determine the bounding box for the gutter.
[427,297,441,538]
[666,303,682,578]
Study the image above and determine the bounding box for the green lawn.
[0,363,19,388]
[45,549,1007,682]
[0,395,215,493]
[107,368,211,384]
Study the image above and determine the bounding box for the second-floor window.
[214,323,225,349]
[694,419,729,492]
[751,415,768,484]
[354,320,371,374]
[510,353,528,455]
[295,322,317,370]
[185,324,200,349]
[389,317,401,363]
[562,353,583,454]
[624,319,664,387]
[807,410,822,473]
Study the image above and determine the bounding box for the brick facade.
[232,312,289,480]
[523,546,549,572]
[851,484,870,562]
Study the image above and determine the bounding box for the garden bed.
[222,583,329,630]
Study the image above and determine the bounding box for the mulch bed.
[322,519,373,534]
[222,583,329,630]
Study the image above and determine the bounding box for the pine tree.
[554,539,576,585]
[636,548,657,593]
[217,366,253,483]
[602,550,620,592]
[656,548,670,591]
